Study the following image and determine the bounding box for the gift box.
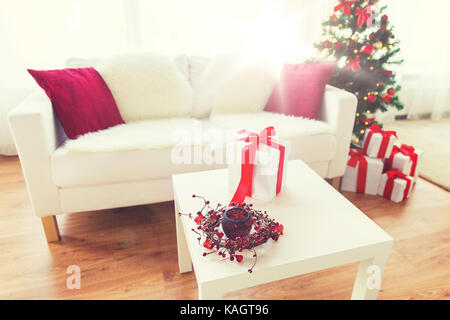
[362,123,398,158]
[341,149,384,195]
[377,170,415,203]
[384,144,423,179]
[228,126,289,203]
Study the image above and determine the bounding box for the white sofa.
[8,55,357,242]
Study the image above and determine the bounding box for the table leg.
[198,283,224,300]
[174,197,192,273]
[351,251,390,300]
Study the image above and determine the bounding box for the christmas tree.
[315,0,404,145]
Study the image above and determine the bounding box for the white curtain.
[382,0,450,121]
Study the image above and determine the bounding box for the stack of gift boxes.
[341,124,424,203]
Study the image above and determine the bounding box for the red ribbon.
[345,55,361,72]
[383,170,412,201]
[362,123,397,158]
[355,4,373,27]
[230,126,286,205]
[334,0,355,15]
[347,149,368,193]
[385,144,418,176]
[358,117,375,124]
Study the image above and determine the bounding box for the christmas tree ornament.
[367,93,377,102]
[381,69,393,77]
[360,44,374,55]
[381,93,393,103]
[334,0,355,16]
[373,41,383,50]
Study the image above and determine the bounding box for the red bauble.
[382,14,389,21]
[382,93,393,103]
[323,40,332,48]
[360,44,374,55]
[387,88,396,95]
[381,70,393,77]
[334,43,345,50]
[367,94,377,103]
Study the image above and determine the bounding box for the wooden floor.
[0,155,449,300]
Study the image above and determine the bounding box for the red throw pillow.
[264,62,336,119]
[28,67,124,139]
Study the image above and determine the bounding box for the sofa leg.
[331,177,341,190]
[41,216,60,242]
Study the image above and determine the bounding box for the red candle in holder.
[222,207,252,240]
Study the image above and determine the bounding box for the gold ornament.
[373,41,383,50]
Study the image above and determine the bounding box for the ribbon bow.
[347,149,368,193]
[383,170,412,201]
[230,126,286,205]
[362,123,398,158]
[345,55,361,72]
[334,0,355,15]
[386,144,418,176]
[358,117,375,124]
[355,4,373,27]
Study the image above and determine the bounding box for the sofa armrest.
[318,85,357,178]
[8,91,63,216]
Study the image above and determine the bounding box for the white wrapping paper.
[387,145,424,179]
[362,129,397,159]
[377,173,415,203]
[227,136,290,202]
[341,155,384,195]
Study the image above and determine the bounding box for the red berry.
[236,255,243,262]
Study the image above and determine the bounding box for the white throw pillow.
[66,54,190,82]
[96,52,193,122]
[188,55,211,92]
[193,55,277,117]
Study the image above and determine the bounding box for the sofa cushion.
[193,55,277,118]
[92,52,193,122]
[51,114,336,187]
[66,54,190,83]
[209,112,337,163]
[27,67,124,139]
[52,144,223,187]
[264,62,336,119]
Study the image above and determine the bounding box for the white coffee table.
[172,160,393,300]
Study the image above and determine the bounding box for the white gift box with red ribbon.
[362,123,398,159]
[384,144,423,179]
[227,127,290,203]
[341,149,384,195]
[377,170,415,203]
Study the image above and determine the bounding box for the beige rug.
[384,118,450,191]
